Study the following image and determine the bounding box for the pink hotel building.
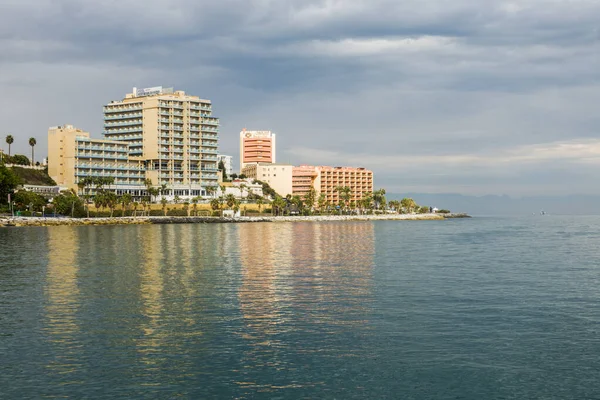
[292,165,373,204]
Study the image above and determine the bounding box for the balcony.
[104,120,143,128]
[104,105,143,113]
[202,119,219,126]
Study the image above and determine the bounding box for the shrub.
[167,209,188,216]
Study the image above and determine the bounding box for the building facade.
[103,86,219,197]
[48,87,220,200]
[48,124,147,195]
[217,154,233,177]
[292,165,373,205]
[241,163,293,197]
[239,129,276,172]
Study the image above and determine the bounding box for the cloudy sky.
[1,0,599,196]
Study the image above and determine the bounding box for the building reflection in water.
[44,226,82,377]
[236,221,375,392]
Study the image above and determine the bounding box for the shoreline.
[0,213,470,228]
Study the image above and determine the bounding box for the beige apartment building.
[242,163,293,197]
[239,129,276,172]
[292,165,373,205]
[48,125,146,195]
[103,86,219,197]
[48,87,220,199]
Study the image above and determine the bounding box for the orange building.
[239,129,276,172]
[292,165,373,204]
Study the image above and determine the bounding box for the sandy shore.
[0,213,469,227]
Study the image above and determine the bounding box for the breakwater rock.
[0,213,469,228]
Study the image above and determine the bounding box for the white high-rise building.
[217,155,233,177]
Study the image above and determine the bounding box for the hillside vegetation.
[10,167,56,186]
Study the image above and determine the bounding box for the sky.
[1,0,599,196]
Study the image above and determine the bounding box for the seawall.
[0,213,470,228]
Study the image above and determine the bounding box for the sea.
[1,216,599,399]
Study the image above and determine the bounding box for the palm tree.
[272,196,286,216]
[303,188,317,213]
[256,197,264,214]
[401,198,417,214]
[5,135,14,156]
[140,199,148,216]
[161,197,168,216]
[210,198,220,215]
[335,186,351,214]
[105,192,118,217]
[28,137,36,166]
[225,193,236,210]
[206,185,217,199]
[148,187,159,203]
[121,194,132,217]
[94,192,107,215]
[191,197,199,216]
[132,201,139,217]
[160,184,169,199]
[317,193,326,214]
[388,200,401,213]
[373,189,387,211]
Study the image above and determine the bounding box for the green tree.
[206,185,217,198]
[183,201,190,216]
[254,179,279,199]
[10,154,30,166]
[173,194,180,204]
[256,197,264,213]
[225,193,236,209]
[140,199,148,216]
[161,197,168,216]
[105,192,118,217]
[210,198,220,215]
[13,190,46,212]
[94,192,106,213]
[291,195,303,213]
[121,193,132,217]
[272,195,286,216]
[191,197,199,216]
[388,200,401,213]
[0,165,19,205]
[360,192,373,214]
[218,160,227,181]
[53,191,85,217]
[5,135,14,156]
[132,201,139,217]
[317,193,327,214]
[335,186,351,213]
[28,138,37,166]
[373,189,387,210]
[303,188,317,213]
[401,198,417,214]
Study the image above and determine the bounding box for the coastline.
[0,213,470,228]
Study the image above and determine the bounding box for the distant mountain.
[386,193,600,216]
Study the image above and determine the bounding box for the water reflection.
[44,226,82,378]
[236,221,375,392]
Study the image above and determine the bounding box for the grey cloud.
[0,0,599,196]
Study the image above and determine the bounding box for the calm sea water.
[1,217,600,399]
